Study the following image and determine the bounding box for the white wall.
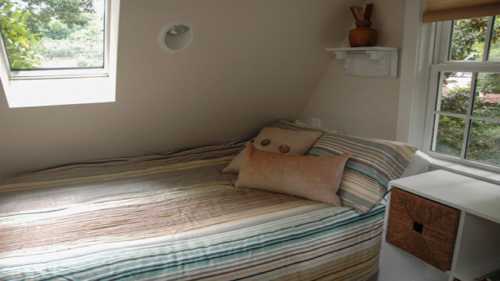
[302,0,404,140]
[0,0,358,181]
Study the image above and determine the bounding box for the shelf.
[326,47,397,58]
[391,170,500,224]
[451,214,500,281]
[391,170,500,281]
[326,47,397,51]
[325,47,399,78]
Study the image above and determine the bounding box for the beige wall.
[0,0,357,180]
[302,0,404,140]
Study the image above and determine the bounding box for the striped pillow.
[269,120,328,134]
[308,133,416,213]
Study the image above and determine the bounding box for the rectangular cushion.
[236,144,349,205]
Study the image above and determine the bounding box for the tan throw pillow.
[223,127,322,174]
[236,144,350,205]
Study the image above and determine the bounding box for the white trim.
[0,34,10,93]
[438,21,452,62]
[406,151,500,185]
[426,155,500,185]
[424,67,440,152]
[397,0,435,148]
[431,62,500,72]
[428,151,500,174]
[103,0,112,75]
[9,70,109,81]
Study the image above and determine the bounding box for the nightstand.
[384,170,500,281]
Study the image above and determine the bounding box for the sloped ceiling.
[0,0,359,180]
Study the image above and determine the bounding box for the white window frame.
[422,18,500,173]
[0,0,120,108]
[0,0,111,80]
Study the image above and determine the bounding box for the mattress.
[0,144,384,281]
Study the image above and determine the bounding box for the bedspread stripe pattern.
[309,133,416,213]
[0,144,384,281]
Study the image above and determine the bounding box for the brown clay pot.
[349,27,378,47]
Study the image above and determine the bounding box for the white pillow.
[222,127,322,174]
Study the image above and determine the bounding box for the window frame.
[0,0,111,80]
[423,18,500,173]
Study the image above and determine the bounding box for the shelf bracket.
[326,47,399,78]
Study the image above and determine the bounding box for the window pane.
[450,17,488,61]
[474,73,500,119]
[467,120,500,166]
[0,0,105,70]
[439,72,472,114]
[433,114,465,157]
[488,16,500,61]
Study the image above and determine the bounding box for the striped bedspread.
[0,144,384,281]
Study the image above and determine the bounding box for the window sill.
[3,75,116,108]
[9,72,109,81]
[417,152,500,185]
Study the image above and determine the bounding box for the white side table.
[379,170,500,281]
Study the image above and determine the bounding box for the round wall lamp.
[159,24,193,53]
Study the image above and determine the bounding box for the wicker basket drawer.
[387,188,460,271]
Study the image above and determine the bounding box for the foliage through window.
[431,16,500,168]
[0,0,106,71]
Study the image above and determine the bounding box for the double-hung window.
[426,16,500,169]
[0,0,120,108]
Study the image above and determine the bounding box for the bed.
[0,141,384,281]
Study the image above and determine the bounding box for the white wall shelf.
[326,47,399,78]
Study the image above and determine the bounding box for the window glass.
[467,120,500,166]
[0,0,105,70]
[488,16,500,61]
[474,73,500,119]
[439,72,472,115]
[450,17,488,61]
[433,114,465,157]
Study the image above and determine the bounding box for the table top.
[390,170,500,224]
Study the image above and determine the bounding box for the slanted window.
[0,0,107,78]
[427,16,500,168]
[0,0,119,108]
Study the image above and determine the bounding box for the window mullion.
[435,72,445,112]
[429,71,445,152]
[103,0,111,71]
[460,72,478,159]
[438,21,453,63]
[0,34,12,78]
[483,17,495,62]
[470,116,500,124]
[460,117,472,160]
[434,111,466,119]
